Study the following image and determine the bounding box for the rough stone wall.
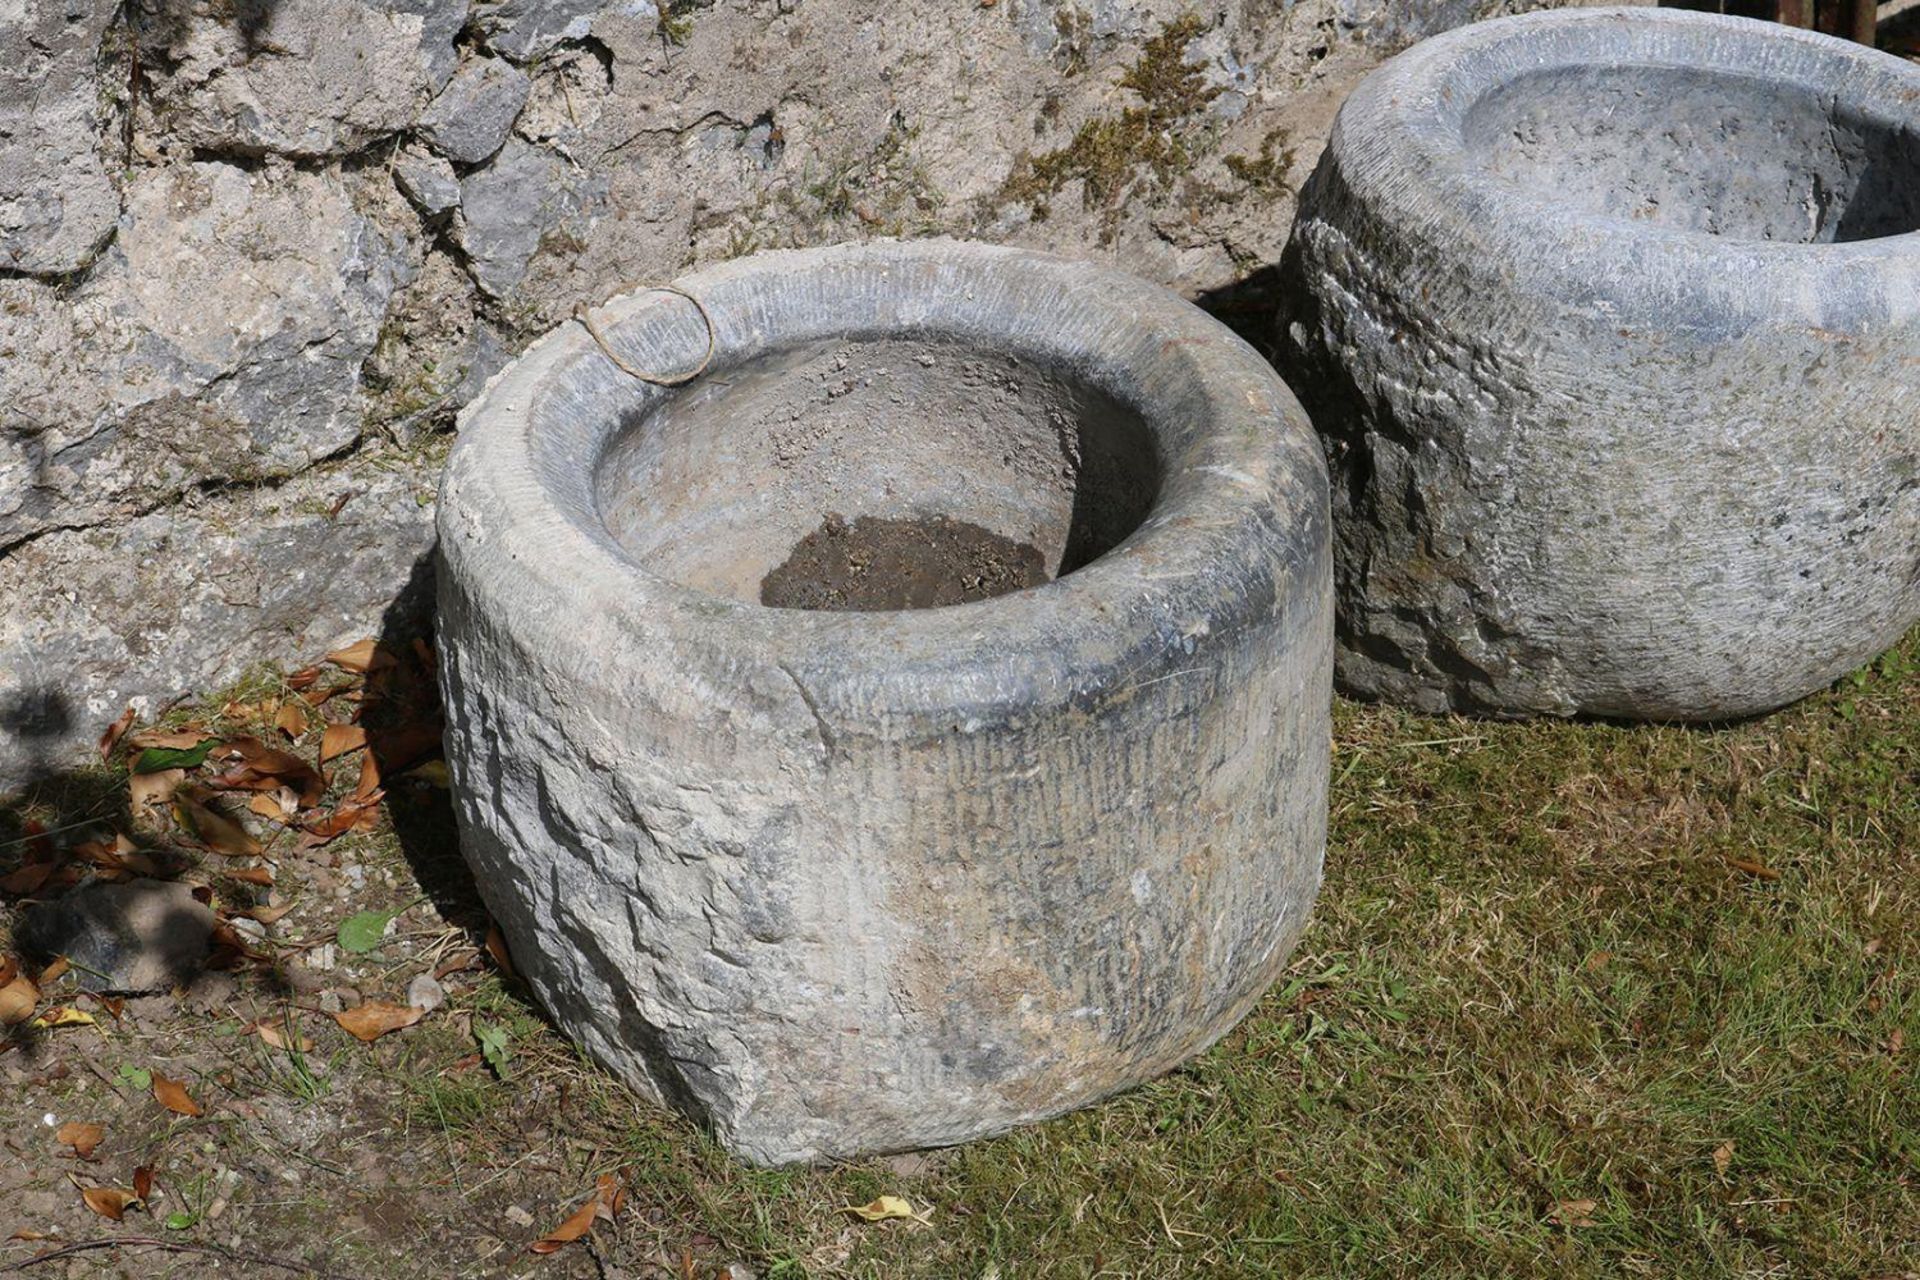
[0,0,1586,789]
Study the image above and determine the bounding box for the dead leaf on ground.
[56,1122,104,1158]
[174,792,263,856]
[0,861,56,895]
[248,791,297,823]
[1713,1142,1734,1177]
[1724,856,1781,881]
[841,1195,926,1223]
[325,638,397,674]
[352,750,382,803]
[208,737,327,807]
[320,722,369,763]
[240,901,293,926]
[274,701,310,739]
[133,1166,154,1202]
[246,1017,315,1053]
[29,1007,93,1029]
[37,957,69,985]
[152,1072,203,1117]
[79,1184,142,1221]
[0,976,39,1025]
[369,725,443,772]
[225,865,276,886]
[129,767,189,811]
[125,727,212,751]
[98,706,136,760]
[301,794,383,845]
[333,1000,427,1042]
[1547,1198,1599,1228]
[486,923,516,979]
[529,1173,623,1255]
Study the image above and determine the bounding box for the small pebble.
[406,973,446,1013]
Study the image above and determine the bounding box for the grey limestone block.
[419,57,533,165]
[0,0,120,277]
[436,239,1332,1164]
[1277,7,1920,721]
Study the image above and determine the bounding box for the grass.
[452,628,1916,1276]
[3,628,1914,1278]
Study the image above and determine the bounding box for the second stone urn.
[1281,7,1920,721]
[436,240,1332,1164]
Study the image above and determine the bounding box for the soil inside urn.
[761,513,1049,611]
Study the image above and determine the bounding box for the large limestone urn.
[1279,7,1920,721]
[436,240,1332,1164]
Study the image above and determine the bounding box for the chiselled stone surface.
[0,160,408,548]
[455,138,607,299]
[419,57,531,164]
[0,448,439,789]
[437,241,1332,1164]
[1278,8,1920,720]
[0,0,121,276]
[135,0,464,158]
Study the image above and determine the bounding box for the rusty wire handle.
[573,283,716,386]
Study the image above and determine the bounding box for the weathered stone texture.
[134,0,463,158]
[0,453,437,787]
[0,0,121,277]
[419,57,531,164]
[1,160,407,547]
[1278,8,1920,720]
[2,0,1572,788]
[438,242,1331,1163]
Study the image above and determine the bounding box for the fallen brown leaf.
[226,865,276,887]
[486,924,516,979]
[0,975,39,1025]
[302,794,383,844]
[0,861,56,895]
[353,750,382,803]
[369,725,443,772]
[173,792,262,856]
[247,1018,316,1053]
[129,767,188,811]
[125,728,211,751]
[333,1000,427,1042]
[1713,1142,1734,1177]
[286,666,322,691]
[248,791,296,823]
[240,901,294,926]
[274,701,310,739]
[529,1174,622,1255]
[37,957,69,985]
[1724,856,1780,881]
[55,1121,103,1158]
[326,638,397,674]
[132,1166,154,1202]
[320,722,369,763]
[152,1072,203,1117]
[79,1185,141,1221]
[1547,1198,1599,1228]
[98,706,136,760]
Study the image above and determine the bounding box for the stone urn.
[436,240,1332,1164]
[1279,7,1920,720]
